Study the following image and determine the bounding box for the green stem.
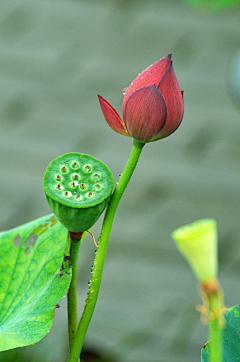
[209,292,223,362]
[68,139,145,362]
[67,234,82,357]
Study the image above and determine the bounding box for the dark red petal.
[153,62,184,140]
[124,85,167,143]
[98,95,130,136]
[122,55,171,120]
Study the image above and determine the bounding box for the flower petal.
[124,85,167,143]
[98,95,130,137]
[122,54,171,120]
[153,62,184,140]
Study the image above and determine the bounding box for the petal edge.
[98,95,130,137]
[122,55,171,120]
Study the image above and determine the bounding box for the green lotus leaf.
[201,304,240,361]
[0,214,71,351]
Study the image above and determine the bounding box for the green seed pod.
[171,219,218,282]
[43,152,114,232]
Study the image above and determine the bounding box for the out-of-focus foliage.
[201,304,240,362]
[184,0,240,11]
[229,50,240,110]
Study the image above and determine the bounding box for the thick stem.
[67,139,145,362]
[67,233,82,356]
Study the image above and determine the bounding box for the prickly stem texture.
[67,140,145,362]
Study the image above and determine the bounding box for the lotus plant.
[98,54,184,143]
[0,55,188,362]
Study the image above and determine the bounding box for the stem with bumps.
[67,139,145,362]
[67,232,83,360]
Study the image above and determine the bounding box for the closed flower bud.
[171,219,218,283]
[98,54,184,143]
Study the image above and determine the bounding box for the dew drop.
[122,87,127,95]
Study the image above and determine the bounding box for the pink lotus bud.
[98,54,184,143]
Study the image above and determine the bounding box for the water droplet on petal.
[122,87,127,95]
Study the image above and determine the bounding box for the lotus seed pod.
[43,152,114,232]
[171,219,218,282]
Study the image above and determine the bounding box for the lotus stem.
[67,139,145,362]
[67,232,83,360]
[202,280,224,362]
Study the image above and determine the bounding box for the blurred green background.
[0,0,240,361]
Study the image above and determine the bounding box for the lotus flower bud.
[98,54,184,143]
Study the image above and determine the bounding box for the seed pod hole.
[71,181,79,188]
[61,166,68,173]
[64,191,72,197]
[79,183,87,190]
[56,184,64,190]
[94,183,102,191]
[75,194,82,200]
[86,192,94,198]
[71,161,80,170]
[93,173,100,181]
[84,165,91,172]
[56,175,62,181]
[72,174,80,181]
